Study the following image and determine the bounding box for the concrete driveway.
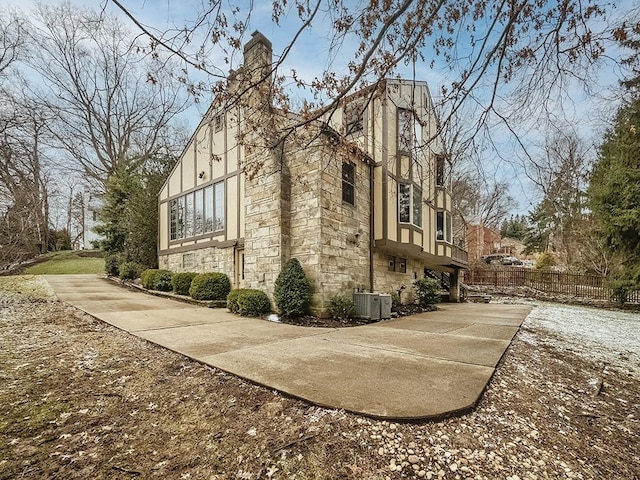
[45,275,531,420]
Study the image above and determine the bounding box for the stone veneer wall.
[242,154,288,295]
[372,251,425,303]
[315,152,371,314]
[159,246,235,279]
[286,144,322,309]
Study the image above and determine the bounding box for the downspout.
[369,97,376,294]
[369,161,375,293]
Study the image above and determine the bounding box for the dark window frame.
[435,155,446,187]
[388,256,396,272]
[398,258,407,273]
[342,161,356,205]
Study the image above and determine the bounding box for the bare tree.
[0,95,52,265]
[23,3,191,190]
[0,9,24,78]
[107,0,638,150]
[523,130,592,264]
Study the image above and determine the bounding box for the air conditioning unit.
[379,294,392,319]
[353,293,381,320]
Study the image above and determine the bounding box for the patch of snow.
[267,314,280,323]
[523,302,640,375]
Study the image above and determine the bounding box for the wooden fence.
[464,267,640,304]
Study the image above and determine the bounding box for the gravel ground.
[1,276,639,479]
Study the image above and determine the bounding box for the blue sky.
[5,0,636,215]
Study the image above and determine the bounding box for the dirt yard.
[1,276,639,479]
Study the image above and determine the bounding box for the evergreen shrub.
[141,269,174,291]
[227,289,246,314]
[413,277,441,307]
[189,272,231,300]
[118,261,141,280]
[327,294,355,321]
[171,272,198,296]
[274,258,311,317]
[228,289,271,316]
[104,254,121,277]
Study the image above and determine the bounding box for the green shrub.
[328,294,355,321]
[171,272,198,296]
[414,277,441,307]
[141,269,174,291]
[535,252,556,270]
[274,258,311,317]
[118,261,141,280]
[227,289,243,313]
[237,289,271,316]
[105,254,121,277]
[189,272,231,300]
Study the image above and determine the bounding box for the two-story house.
[157,31,467,315]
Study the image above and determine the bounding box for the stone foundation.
[159,246,236,283]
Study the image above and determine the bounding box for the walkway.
[45,275,531,420]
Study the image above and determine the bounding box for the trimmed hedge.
[141,269,174,291]
[171,272,198,296]
[274,258,311,317]
[228,289,271,316]
[189,272,231,301]
[118,261,141,280]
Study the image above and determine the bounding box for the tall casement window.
[342,162,355,205]
[436,211,452,242]
[204,185,214,232]
[214,181,225,231]
[169,196,185,241]
[194,190,204,235]
[185,192,194,237]
[344,99,364,135]
[169,180,225,242]
[435,155,446,187]
[399,183,422,227]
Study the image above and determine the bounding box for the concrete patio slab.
[319,327,511,367]
[203,339,494,418]
[44,274,532,420]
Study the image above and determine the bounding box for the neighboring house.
[466,223,501,263]
[157,31,468,315]
[497,237,528,258]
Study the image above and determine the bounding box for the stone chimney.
[241,32,291,300]
[242,31,273,113]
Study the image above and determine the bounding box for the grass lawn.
[25,250,105,275]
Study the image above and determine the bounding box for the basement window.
[182,253,195,270]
